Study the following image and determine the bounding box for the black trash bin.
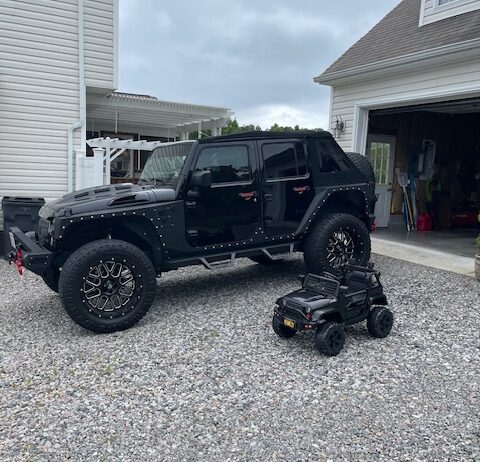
[2,197,45,259]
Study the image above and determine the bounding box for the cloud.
[119,0,400,129]
[237,104,329,131]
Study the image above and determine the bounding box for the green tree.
[221,119,323,135]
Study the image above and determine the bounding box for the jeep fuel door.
[185,142,261,247]
[258,140,314,237]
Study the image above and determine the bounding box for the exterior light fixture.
[332,116,346,138]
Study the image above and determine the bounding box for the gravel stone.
[0,255,479,461]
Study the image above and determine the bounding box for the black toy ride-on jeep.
[273,262,393,356]
[8,131,377,333]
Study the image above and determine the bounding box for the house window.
[437,0,457,6]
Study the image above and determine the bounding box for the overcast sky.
[119,0,399,130]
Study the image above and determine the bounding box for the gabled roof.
[316,0,480,82]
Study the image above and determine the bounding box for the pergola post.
[92,147,105,186]
[198,122,202,139]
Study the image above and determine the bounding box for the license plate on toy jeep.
[283,319,295,329]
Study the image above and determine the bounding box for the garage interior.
[367,97,480,258]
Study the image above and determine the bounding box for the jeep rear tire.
[346,152,376,195]
[304,213,371,275]
[58,239,156,333]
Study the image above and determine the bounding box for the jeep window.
[262,142,308,181]
[194,145,251,185]
[140,141,194,187]
[315,139,351,172]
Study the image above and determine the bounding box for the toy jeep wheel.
[367,306,393,338]
[304,213,371,275]
[315,322,345,356]
[58,239,156,333]
[272,316,296,338]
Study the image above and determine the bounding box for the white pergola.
[87,92,233,140]
[85,137,193,185]
[77,91,233,189]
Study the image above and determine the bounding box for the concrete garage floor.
[372,228,478,278]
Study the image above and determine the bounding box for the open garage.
[367,97,480,237]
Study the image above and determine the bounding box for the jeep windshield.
[139,141,194,187]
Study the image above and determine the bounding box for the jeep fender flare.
[295,187,370,236]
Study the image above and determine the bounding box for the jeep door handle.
[293,185,310,194]
[239,191,257,201]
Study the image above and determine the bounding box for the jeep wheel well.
[322,191,369,225]
[60,217,161,268]
[321,311,343,324]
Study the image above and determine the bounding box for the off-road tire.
[249,255,284,265]
[314,322,345,356]
[367,306,393,338]
[304,213,371,275]
[58,239,156,333]
[272,315,296,338]
[41,266,60,293]
[346,152,376,195]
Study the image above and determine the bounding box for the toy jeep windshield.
[273,262,393,356]
[8,131,377,333]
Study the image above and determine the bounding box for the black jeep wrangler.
[9,131,376,333]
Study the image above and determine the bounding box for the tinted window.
[315,140,350,173]
[262,142,308,180]
[195,145,251,184]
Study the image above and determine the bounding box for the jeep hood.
[39,183,176,218]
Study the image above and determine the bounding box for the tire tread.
[58,239,156,333]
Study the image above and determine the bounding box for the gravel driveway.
[0,255,478,461]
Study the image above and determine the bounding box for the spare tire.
[346,152,375,195]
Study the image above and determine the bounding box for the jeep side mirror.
[191,170,212,188]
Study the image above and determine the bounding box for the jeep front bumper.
[8,227,53,276]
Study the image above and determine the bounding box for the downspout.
[67,0,86,192]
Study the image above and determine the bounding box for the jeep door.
[184,141,261,247]
[258,139,314,237]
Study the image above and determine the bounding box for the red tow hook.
[8,248,24,276]
[16,248,23,276]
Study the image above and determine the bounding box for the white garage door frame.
[351,83,480,156]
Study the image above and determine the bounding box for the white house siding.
[0,0,79,211]
[84,0,117,90]
[0,0,116,229]
[421,0,480,25]
[329,57,480,152]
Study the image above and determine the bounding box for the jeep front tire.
[304,213,371,275]
[58,239,156,333]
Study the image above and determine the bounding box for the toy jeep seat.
[344,270,372,292]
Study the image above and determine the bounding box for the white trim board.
[351,83,480,152]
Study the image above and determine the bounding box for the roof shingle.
[318,0,480,78]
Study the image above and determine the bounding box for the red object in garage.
[417,212,433,231]
[451,211,478,228]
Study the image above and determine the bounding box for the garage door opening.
[366,98,480,247]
